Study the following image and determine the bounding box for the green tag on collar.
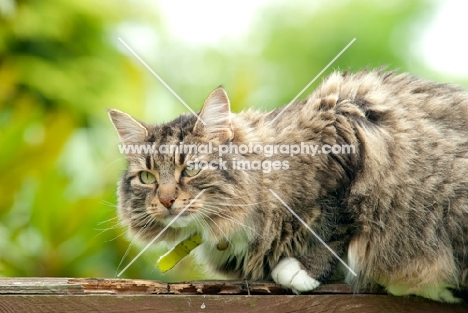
[157,234,202,273]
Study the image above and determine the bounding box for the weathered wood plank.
[1,294,468,313]
[68,278,386,295]
[0,278,466,313]
[68,278,168,294]
[0,278,381,295]
[0,278,82,295]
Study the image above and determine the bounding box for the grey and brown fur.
[109,70,468,303]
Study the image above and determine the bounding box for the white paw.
[271,257,320,293]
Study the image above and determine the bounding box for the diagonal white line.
[118,37,206,126]
[269,189,357,277]
[117,189,206,277]
[269,38,356,125]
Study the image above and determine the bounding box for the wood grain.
[0,278,466,313]
[67,278,385,295]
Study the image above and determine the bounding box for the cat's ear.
[108,109,148,144]
[194,86,233,142]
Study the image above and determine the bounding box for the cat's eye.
[182,162,202,177]
[139,171,156,184]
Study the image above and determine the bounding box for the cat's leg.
[272,241,346,293]
[271,257,321,293]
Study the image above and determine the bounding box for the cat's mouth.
[147,204,197,228]
[161,213,194,228]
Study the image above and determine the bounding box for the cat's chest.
[194,231,251,271]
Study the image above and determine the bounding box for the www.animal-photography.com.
[1,0,468,312]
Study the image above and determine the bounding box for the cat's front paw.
[271,257,320,294]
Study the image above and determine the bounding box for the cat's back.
[234,70,468,148]
[316,70,468,130]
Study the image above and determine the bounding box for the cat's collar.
[156,235,230,273]
[157,234,202,273]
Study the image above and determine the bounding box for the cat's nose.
[160,196,175,209]
[158,183,176,209]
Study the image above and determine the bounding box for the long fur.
[109,70,468,303]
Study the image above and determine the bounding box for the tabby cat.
[109,70,468,303]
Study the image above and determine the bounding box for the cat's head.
[108,87,257,245]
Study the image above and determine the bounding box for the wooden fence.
[0,278,467,312]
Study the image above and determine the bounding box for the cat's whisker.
[91,216,126,241]
[203,195,269,203]
[91,226,125,242]
[93,223,124,233]
[104,230,127,243]
[139,215,156,229]
[199,207,263,238]
[199,207,263,240]
[116,211,160,275]
[202,201,270,207]
[197,211,232,246]
[201,207,252,227]
[96,216,120,226]
[115,226,147,277]
[193,214,216,241]
[100,200,118,208]
[201,205,259,232]
[131,212,153,227]
[103,156,126,172]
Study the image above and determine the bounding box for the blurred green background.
[1,0,467,280]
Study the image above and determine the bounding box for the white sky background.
[421,0,468,77]
[148,0,468,78]
[156,0,271,45]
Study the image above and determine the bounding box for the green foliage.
[0,0,151,278]
[0,0,464,280]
